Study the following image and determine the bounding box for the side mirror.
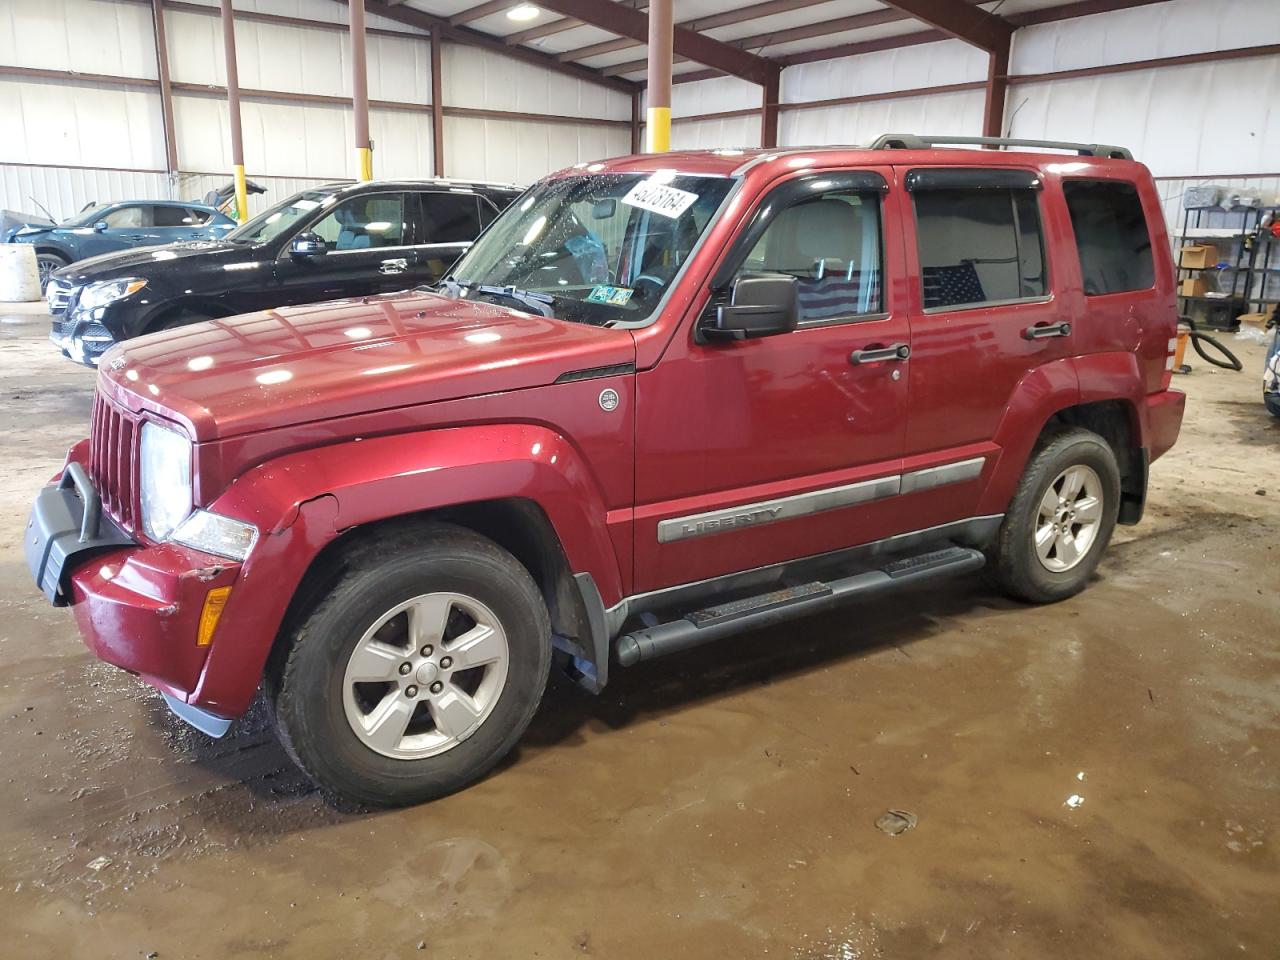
[290,232,327,257]
[93,220,108,233]
[706,274,799,341]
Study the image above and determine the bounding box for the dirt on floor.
[0,306,1278,960]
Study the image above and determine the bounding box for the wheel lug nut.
[429,681,443,694]
[420,644,433,657]
[440,656,453,669]
[399,662,412,675]
[405,685,418,698]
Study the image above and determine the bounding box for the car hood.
[98,290,637,441]
[57,240,255,283]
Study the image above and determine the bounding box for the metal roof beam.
[334,0,639,93]
[559,0,830,63]
[876,0,1012,51]
[533,0,777,84]
[447,0,512,25]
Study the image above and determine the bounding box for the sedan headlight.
[139,421,192,541]
[80,277,147,310]
[171,510,259,561]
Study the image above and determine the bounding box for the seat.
[335,203,371,250]
[761,198,875,320]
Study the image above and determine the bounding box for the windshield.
[444,172,735,326]
[61,204,112,228]
[226,189,338,244]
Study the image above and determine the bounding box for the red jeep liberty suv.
[27,136,1185,807]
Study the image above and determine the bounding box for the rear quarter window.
[1062,180,1155,296]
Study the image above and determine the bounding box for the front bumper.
[27,466,242,733]
[50,310,119,367]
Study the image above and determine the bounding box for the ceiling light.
[507,4,539,21]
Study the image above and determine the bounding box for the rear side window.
[184,208,212,225]
[1062,180,1154,295]
[423,193,482,243]
[153,206,192,227]
[913,186,1046,309]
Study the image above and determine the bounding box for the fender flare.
[976,358,1080,516]
[191,424,624,716]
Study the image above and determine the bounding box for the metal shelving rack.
[1175,196,1280,326]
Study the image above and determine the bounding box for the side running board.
[614,545,985,667]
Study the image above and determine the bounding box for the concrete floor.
[1,304,1278,959]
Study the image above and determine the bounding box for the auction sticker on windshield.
[622,179,698,219]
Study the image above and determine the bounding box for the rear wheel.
[270,523,552,807]
[36,251,69,286]
[988,427,1121,603]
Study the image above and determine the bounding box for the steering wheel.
[632,274,665,301]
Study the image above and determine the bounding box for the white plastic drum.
[0,244,42,302]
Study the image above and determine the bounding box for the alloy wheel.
[1033,464,1104,573]
[341,592,509,760]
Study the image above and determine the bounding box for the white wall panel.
[782,40,987,103]
[442,43,629,120]
[0,78,165,170]
[670,116,761,151]
[0,164,170,221]
[670,76,759,116]
[1006,56,1280,179]
[780,89,986,147]
[166,9,430,104]
[369,109,434,180]
[444,117,628,185]
[0,0,157,78]
[173,0,425,36]
[1011,0,1280,74]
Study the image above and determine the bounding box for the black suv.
[47,179,521,366]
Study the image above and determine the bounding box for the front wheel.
[270,523,552,807]
[988,427,1121,604]
[36,252,69,286]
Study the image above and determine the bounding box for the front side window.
[1062,180,1154,295]
[446,172,735,327]
[914,184,1046,309]
[734,187,883,323]
[310,194,406,250]
[102,205,148,229]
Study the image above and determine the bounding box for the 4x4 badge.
[598,388,620,412]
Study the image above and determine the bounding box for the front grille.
[89,393,141,533]
[46,279,75,316]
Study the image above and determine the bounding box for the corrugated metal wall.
[668,0,1279,205]
[0,0,625,219]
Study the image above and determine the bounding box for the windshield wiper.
[436,278,557,317]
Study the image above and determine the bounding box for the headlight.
[80,277,147,310]
[140,421,192,541]
[171,510,259,561]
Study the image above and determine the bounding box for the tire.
[150,307,215,334]
[1265,394,1280,419]
[988,427,1121,604]
[270,522,552,807]
[36,251,69,286]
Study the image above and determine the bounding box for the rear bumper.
[1146,388,1186,463]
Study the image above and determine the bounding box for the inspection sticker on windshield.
[587,284,633,306]
[622,179,698,219]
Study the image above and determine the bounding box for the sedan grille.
[88,392,141,533]
[46,279,75,316]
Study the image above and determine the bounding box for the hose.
[1182,317,1243,372]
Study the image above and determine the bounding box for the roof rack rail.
[868,134,1133,161]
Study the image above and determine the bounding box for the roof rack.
[868,134,1133,161]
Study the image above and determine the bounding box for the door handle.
[1023,321,1071,340]
[379,258,409,275]
[850,342,910,365]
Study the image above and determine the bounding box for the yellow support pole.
[232,163,248,223]
[645,106,671,154]
[357,146,373,183]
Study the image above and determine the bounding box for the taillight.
[1162,334,1183,390]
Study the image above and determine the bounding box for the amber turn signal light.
[197,586,232,647]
